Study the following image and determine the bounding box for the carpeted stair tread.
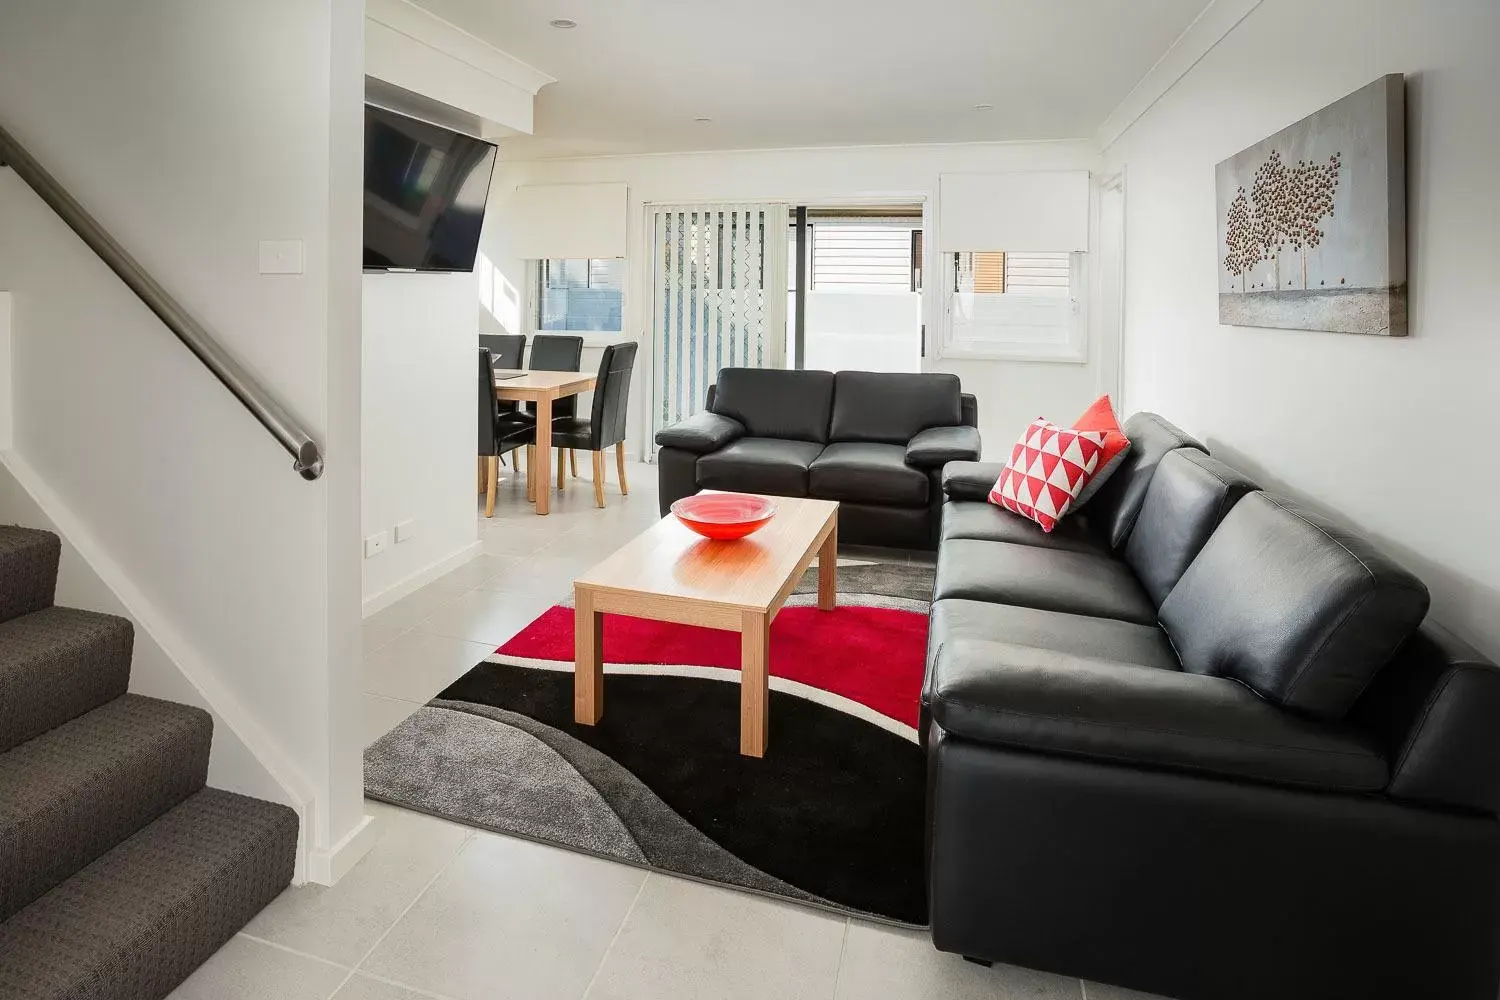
[0,788,298,1000]
[0,606,133,753]
[0,527,60,628]
[0,694,211,921]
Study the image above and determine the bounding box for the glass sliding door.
[649,204,789,443]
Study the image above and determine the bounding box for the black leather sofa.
[655,368,979,548]
[925,412,1500,1000]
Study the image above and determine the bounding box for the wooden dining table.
[493,368,597,515]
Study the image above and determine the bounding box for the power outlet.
[394,520,416,544]
[364,531,389,559]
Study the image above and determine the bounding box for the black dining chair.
[478,350,534,517]
[479,333,525,370]
[550,341,638,508]
[480,334,527,442]
[525,333,585,480]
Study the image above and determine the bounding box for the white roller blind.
[938,171,1090,252]
[506,182,627,259]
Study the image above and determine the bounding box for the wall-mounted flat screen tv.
[363,105,497,272]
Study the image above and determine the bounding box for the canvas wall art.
[1216,74,1407,336]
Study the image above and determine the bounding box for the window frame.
[937,249,1088,364]
[530,257,626,341]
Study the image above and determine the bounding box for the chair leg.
[615,443,629,495]
[592,451,606,508]
[526,446,536,503]
[478,456,486,495]
[570,448,578,478]
[484,456,498,517]
[557,447,567,492]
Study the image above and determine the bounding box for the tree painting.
[1223,147,1342,292]
[1214,75,1406,336]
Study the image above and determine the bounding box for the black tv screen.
[363,105,497,272]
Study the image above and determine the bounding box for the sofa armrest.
[928,638,1388,792]
[654,412,744,454]
[941,461,1004,501]
[907,425,982,469]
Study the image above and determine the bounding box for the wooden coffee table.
[572,494,839,757]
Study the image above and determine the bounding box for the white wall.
[1104,0,1500,659]
[482,139,1112,459]
[362,273,480,608]
[0,0,366,878]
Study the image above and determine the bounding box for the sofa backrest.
[1083,413,1205,550]
[1158,493,1430,721]
[829,371,962,444]
[710,368,835,442]
[1122,450,1259,607]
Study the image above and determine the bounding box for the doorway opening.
[786,205,925,373]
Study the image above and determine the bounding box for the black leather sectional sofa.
[924,412,1500,1000]
[655,368,979,548]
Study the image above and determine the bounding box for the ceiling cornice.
[366,0,556,96]
[1095,0,1263,151]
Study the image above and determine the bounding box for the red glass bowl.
[670,493,778,540]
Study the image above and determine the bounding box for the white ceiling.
[410,0,1211,159]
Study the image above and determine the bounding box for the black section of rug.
[438,663,927,924]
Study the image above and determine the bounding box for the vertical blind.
[650,203,788,437]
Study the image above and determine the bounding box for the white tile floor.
[173,460,1167,1000]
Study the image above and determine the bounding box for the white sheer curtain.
[649,203,789,443]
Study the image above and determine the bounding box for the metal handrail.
[0,123,324,480]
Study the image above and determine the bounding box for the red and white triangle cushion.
[988,419,1110,532]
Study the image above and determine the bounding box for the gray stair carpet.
[0,526,298,999]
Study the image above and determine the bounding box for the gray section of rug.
[364,705,644,861]
[794,561,935,604]
[365,702,825,907]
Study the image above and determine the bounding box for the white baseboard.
[362,539,482,618]
[303,811,379,885]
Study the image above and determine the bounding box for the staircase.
[0,527,297,999]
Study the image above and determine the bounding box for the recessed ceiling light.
[973,103,994,112]
[549,18,578,29]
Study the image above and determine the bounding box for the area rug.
[364,559,935,925]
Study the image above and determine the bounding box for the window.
[943,250,1085,362]
[535,258,623,333]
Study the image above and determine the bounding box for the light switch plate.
[394,520,416,543]
[258,239,305,275]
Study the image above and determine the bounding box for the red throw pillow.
[989,419,1110,532]
[1070,394,1132,507]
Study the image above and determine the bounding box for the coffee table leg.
[574,587,603,724]
[818,522,837,611]
[740,610,769,757]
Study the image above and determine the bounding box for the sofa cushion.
[712,368,835,442]
[1159,493,1430,720]
[1123,450,1259,607]
[829,371,962,444]
[934,539,1157,626]
[927,637,1388,793]
[940,501,1109,557]
[1070,395,1133,506]
[696,437,824,497]
[927,599,1179,675]
[989,419,1111,533]
[808,442,928,507]
[1081,413,1205,549]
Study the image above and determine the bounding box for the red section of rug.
[497,605,928,728]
